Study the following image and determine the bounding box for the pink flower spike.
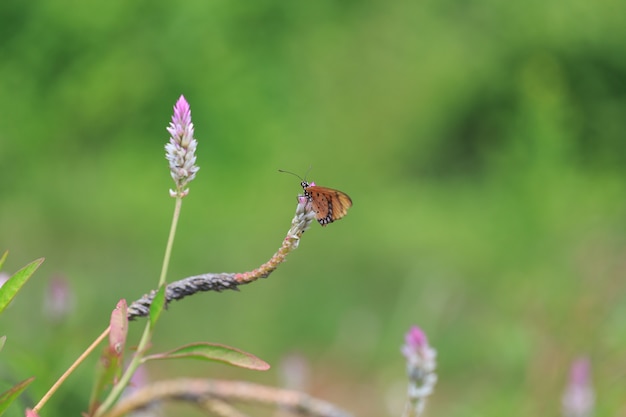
[401,325,437,417]
[562,357,594,417]
[165,95,199,198]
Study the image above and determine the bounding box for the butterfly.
[279,170,353,226]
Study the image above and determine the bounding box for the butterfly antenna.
[303,165,313,182]
[278,169,304,181]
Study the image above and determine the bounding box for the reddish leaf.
[87,300,127,414]
[109,299,128,357]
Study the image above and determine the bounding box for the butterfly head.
[301,180,316,189]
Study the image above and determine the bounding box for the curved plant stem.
[105,378,353,417]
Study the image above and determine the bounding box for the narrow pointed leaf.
[149,284,166,329]
[143,342,270,371]
[0,258,44,315]
[0,377,35,415]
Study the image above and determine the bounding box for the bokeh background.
[1,0,625,416]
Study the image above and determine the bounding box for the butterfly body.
[301,181,352,226]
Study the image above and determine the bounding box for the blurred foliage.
[1,0,626,416]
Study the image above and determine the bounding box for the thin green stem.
[33,328,110,413]
[158,196,182,288]
[94,196,183,416]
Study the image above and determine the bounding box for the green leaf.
[0,336,5,353]
[149,284,166,329]
[0,258,44,315]
[0,251,7,271]
[143,342,270,371]
[0,377,35,416]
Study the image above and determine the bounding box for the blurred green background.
[1,0,625,415]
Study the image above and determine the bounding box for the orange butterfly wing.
[303,185,353,226]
